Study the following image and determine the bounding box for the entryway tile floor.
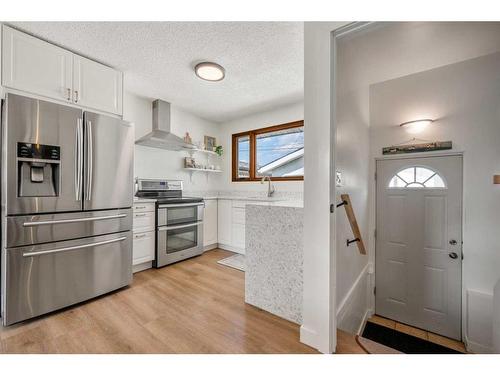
[367,315,467,353]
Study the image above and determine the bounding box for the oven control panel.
[136,179,183,191]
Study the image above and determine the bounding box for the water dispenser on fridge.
[17,142,61,197]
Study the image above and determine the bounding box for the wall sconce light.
[494,175,500,184]
[399,119,434,134]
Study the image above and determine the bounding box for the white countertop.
[246,200,303,208]
[133,197,157,203]
[134,194,302,206]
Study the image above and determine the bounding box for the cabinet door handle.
[67,88,71,101]
[134,234,147,239]
[74,90,79,103]
[135,206,146,209]
[135,213,147,217]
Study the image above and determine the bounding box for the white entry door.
[375,155,462,340]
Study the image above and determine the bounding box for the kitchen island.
[244,201,303,324]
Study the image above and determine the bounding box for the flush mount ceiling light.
[399,119,434,134]
[195,62,225,82]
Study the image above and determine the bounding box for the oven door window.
[167,206,198,226]
[166,226,198,254]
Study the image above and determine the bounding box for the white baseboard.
[218,243,245,254]
[466,289,494,353]
[336,263,370,334]
[465,337,494,354]
[300,325,331,353]
[357,308,373,335]
[203,243,218,252]
[132,261,152,273]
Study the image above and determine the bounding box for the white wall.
[216,101,304,194]
[334,29,371,334]
[301,21,348,354]
[122,91,222,192]
[369,52,500,352]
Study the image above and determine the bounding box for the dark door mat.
[362,321,461,354]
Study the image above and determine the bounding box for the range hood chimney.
[135,99,195,151]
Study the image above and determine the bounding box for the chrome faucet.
[261,176,275,197]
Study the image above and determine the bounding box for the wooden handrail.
[339,194,366,255]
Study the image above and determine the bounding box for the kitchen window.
[232,120,304,181]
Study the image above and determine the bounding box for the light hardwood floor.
[0,249,323,354]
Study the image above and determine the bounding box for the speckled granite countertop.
[245,204,303,324]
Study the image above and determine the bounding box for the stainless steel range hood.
[135,99,195,151]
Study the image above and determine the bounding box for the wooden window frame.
[232,120,304,182]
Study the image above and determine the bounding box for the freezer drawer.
[3,231,132,326]
[6,208,132,248]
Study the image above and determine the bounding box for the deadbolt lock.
[449,239,458,245]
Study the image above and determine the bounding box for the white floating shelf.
[186,148,219,157]
[184,167,222,182]
[184,168,222,173]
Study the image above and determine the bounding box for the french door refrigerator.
[1,93,134,325]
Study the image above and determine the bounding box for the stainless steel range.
[1,93,134,326]
[135,179,204,267]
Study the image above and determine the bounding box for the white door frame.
[372,151,465,340]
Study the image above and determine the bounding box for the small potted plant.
[215,145,223,156]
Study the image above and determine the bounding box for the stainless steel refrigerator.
[0,93,134,325]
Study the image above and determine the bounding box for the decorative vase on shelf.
[184,132,192,145]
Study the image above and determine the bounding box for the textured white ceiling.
[9,22,304,123]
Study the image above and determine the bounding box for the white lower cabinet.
[132,230,155,265]
[217,199,232,246]
[231,223,245,253]
[132,201,155,272]
[216,199,247,254]
[203,199,218,248]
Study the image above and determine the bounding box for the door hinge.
[374,287,376,295]
[374,172,377,180]
[330,203,334,213]
[374,229,377,239]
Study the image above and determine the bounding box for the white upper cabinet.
[2,25,73,103]
[1,25,123,115]
[73,55,123,115]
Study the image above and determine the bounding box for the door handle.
[67,88,71,101]
[449,239,458,245]
[449,252,458,259]
[75,118,83,201]
[85,120,93,201]
[158,221,203,231]
[23,214,127,227]
[22,236,127,257]
[74,90,79,103]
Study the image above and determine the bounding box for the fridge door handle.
[22,236,127,257]
[22,213,127,227]
[85,120,93,201]
[75,118,83,201]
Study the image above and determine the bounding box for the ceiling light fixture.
[195,62,225,82]
[399,119,434,134]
